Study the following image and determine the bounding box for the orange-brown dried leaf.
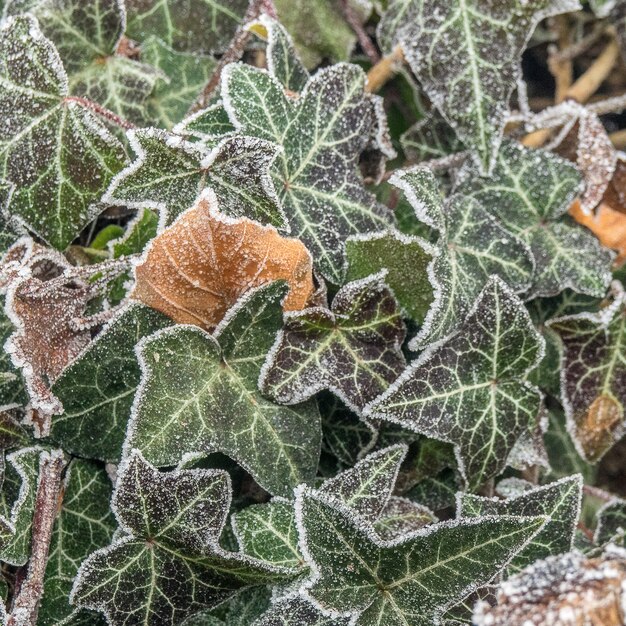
[604,158,626,215]
[570,200,626,265]
[132,194,314,330]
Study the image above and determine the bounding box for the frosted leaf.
[365,277,544,492]
[372,496,436,540]
[71,450,291,626]
[105,129,286,229]
[50,303,172,462]
[0,16,127,249]
[125,282,321,497]
[458,475,582,574]
[405,470,460,512]
[0,299,26,407]
[595,498,626,546]
[345,230,436,323]
[231,445,407,570]
[253,596,350,625]
[547,289,626,462]
[174,102,237,144]
[401,113,465,163]
[473,550,626,626]
[141,37,217,130]
[457,140,614,299]
[221,60,393,284]
[260,273,406,414]
[130,193,313,331]
[296,486,546,626]
[38,459,116,626]
[182,586,271,626]
[110,209,159,259]
[390,168,534,349]
[377,0,581,173]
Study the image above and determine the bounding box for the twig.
[583,484,615,503]
[588,92,626,116]
[610,128,626,149]
[63,96,135,130]
[577,521,595,542]
[188,0,277,115]
[365,45,404,93]
[339,0,380,65]
[552,23,610,62]
[548,15,573,103]
[8,451,66,626]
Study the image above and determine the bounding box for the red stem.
[63,96,136,130]
[340,0,381,65]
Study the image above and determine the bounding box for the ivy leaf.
[372,497,436,540]
[295,486,547,626]
[71,451,289,626]
[174,101,237,143]
[0,16,127,249]
[260,273,406,413]
[377,0,581,173]
[253,597,350,626]
[547,289,626,462]
[50,303,172,463]
[0,299,26,407]
[401,114,464,163]
[142,37,216,130]
[345,231,435,323]
[125,282,321,497]
[232,445,407,570]
[458,475,582,574]
[110,209,159,259]
[130,194,313,331]
[104,128,286,228]
[458,140,613,299]
[391,167,534,349]
[221,58,393,284]
[183,586,271,626]
[38,459,116,626]
[595,498,626,546]
[365,277,544,491]
[125,0,248,53]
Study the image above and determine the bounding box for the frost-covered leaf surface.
[547,290,626,462]
[261,274,406,413]
[458,141,613,299]
[0,16,127,249]
[296,486,546,625]
[378,0,581,172]
[126,282,321,497]
[253,596,350,625]
[366,277,544,491]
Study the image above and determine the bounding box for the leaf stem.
[8,451,67,626]
[189,0,277,115]
[63,96,136,130]
[583,484,615,503]
[365,45,404,93]
[339,0,380,65]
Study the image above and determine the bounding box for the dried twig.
[553,22,610,63]
[365,45,404,93]
[339,0,380,65]
[8,451,67,626]
[610,128,626,149]
[189,0,277,115]
[548,15,573,103]
[583,484,615,503]
[63,96,135,130]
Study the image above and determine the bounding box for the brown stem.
[8,451,66,626]
[549,15,573,103]
[610,127,626,149]
[577,520,595,542]
[365,45,404,93]
[189,0,277,115]
[63,96,136,130]
[583,484,615,503]
[553,23,609,63]
[339,0,380,65]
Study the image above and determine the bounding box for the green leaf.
[295,486,546,626]
[181,586,271,626]
[221,60,393,283]
[345,230,435,323]
[0,16,127,249]
[458,475,582,574]
[260,273,406,413]
[377,0,580,172]
[110,209,159,258]
[365,277,544,491]
[458,140,613,299]
[373,496,436,540]
[142,37,217,130]
[401,114,464,163]
[39,459,116,626]
[50,303,173,462]
[105,128,285,228]
[253,597,350,626]
[125,0,248,53]
[126,282,321,497]
[0,297,26,407]
[547,289,626,462]
[391,168,534,348]
[71,451,289,626]
[595,498,626,546]
[174,102,236,143]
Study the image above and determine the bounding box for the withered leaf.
[132,191,315,330]
[571,200,626,265]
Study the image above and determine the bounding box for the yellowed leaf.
[575,394,624,462]
[132,192,314,330]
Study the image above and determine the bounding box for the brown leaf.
[603,158,626,215]
[474,551,626,626]
[131,191,315,330]
[570,199,626,265]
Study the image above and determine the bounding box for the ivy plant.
[0,0,625,625]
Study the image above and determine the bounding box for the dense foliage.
[0,0,625,624]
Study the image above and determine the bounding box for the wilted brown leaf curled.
[474,550,626,626]
[131,191,315,330]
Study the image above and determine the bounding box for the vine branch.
[340,0,380,65]
[63,96,136,130]
[365,45,404,93]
